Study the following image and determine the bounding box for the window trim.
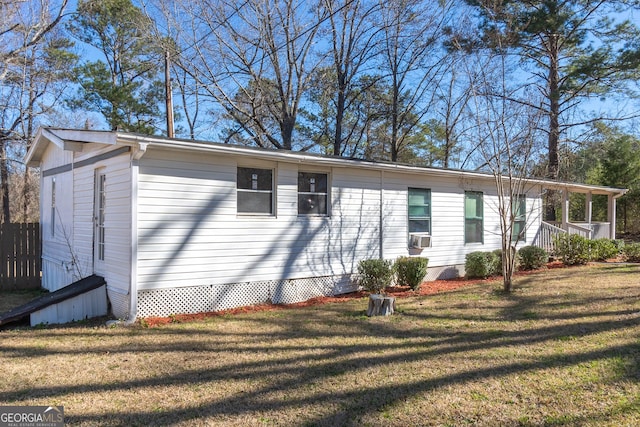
[236,166,275,216]
[464,191,484,244]
[408,187,432,241]
[297,171,329,216]
[511,194,526,242]
[95,171,106,261]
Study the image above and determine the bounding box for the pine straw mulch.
[141,261,569,327]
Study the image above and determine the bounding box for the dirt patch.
[141,264,567,328]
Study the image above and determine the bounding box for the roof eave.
[29,128,629,198]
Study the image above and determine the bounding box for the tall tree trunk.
[391,76,400,162]
[23,79,35,222]
[334,71,346,156]
[282,115,294,151]
[444,128,452,169]
[545,34,561,221]
[0,139,11,224]
[22,169,30,222]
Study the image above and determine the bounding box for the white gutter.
[115,132,628,197]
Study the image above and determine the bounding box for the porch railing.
[566,223,592,239]
[533,221,565,254]
[534,221,614,255]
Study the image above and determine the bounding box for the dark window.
[298,172,328,215]
[237,167,273,214]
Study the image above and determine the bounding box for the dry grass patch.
[0,288,47,313]
[1,264,639,426]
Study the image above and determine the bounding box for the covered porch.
[533,183,628,254]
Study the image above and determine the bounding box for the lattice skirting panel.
[136,274,357,318]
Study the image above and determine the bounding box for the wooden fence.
[0,223,41,290]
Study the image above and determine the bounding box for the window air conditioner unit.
[409,233,431,249]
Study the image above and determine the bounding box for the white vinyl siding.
[40,142,74,282]
[41,172,74,291]
[136,151,380,290]
[136,148,544,292]
[39,142,132,312]
[72,149,132,319]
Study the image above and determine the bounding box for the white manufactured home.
[25,128,626,322]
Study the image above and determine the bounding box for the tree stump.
[366,294,396,316]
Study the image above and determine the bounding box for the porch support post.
[585,192,592,225]
[562,189,569,230]
[608,194,617,239]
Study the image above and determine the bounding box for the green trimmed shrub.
[623,242,640,262]
[357,259,393,294]
[588,238,620,261]
[465,251,499,279]
[492,249,503,276]
[517,246,548,270]
[394,256,429,291]
[554,234,590,266]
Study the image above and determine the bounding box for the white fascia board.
[25,128,72,167]
[46,128,118,146]
[26,128,127,167]
[113,131,630,198]
[117,133,498,179]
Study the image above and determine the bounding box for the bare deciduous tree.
[376,0,453,161]
[175,0,325,150]
[469,52,545,292]
[318,0,381,156]
[1,0,72,224]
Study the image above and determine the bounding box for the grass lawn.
[1,264,639,426]
[0,288,48,313]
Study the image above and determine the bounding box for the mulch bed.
[141,262,574,327]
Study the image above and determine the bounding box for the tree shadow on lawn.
[45,326,640,425]
[493,266,640,322]
[35,339,637,426]
[1,307,639,424]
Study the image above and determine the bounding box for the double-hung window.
[512,194,526,241]
[408,188,431,235]
[237,167,274,215]
[298,172,328,215]
[464,191,483,244]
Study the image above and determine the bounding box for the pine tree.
[67,0,164,134]
[465,0,640,185]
